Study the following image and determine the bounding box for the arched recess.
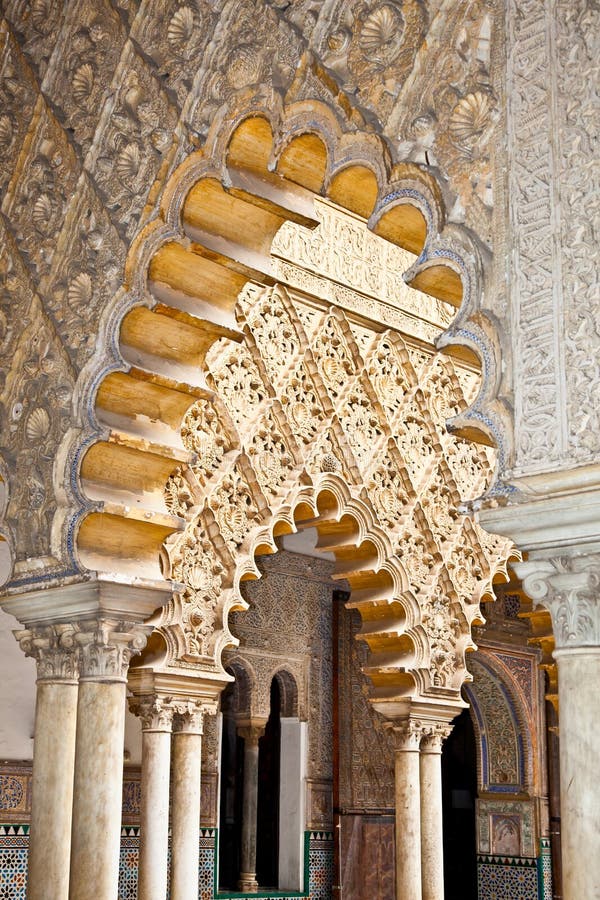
[464,655,532,795]
[69,96,515,717]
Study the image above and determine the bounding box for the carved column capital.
[386,719,425,752]
[128,694,175,732]
[75,619,149,683]
[420,723,453,754]
[14,624,79,683]
[515,551,600,652]
[172,698,217,735]
[236,718,267,746]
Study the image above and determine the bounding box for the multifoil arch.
[63,91,514,713]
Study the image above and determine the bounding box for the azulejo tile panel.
[0,825,29,900]
[538,838,552,900]
[477,855,538,900]
[309,831,334,900]
[119,826,139,900]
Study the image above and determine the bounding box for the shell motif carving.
[359,5,405,65]
[25,407,51,443]
[72,63,95,104]
[0,115,13,151]
[168,7,195,48]
[449,91,496,151]
[115,143,140,184]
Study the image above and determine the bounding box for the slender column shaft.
[554,649,600,900]
[170,703,205,900]
[130,697,174,900]
[238,721,266,893]
[420,731,448,900]
[16,626,79,900]
[69,621,147,900]
[394,727,422,900]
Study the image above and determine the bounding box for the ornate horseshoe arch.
[69,88,515,716]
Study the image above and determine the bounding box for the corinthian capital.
[76,619,149,682]
[172,698,217,735]
[128,695,175,732]
[14,624,79,683]
[514,551,600,651]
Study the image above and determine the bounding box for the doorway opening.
[256,677,282,888]
[218,679,244,891]
[442,707,478,899]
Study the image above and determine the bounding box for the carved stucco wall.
[503,0,600,478]
[229,549,335,788]
[0,0,505,583]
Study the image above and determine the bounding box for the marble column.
[69,619,148,900]
[129,696,174,900]
[420,727,451,900]
[15,625,79,900]
[170,701,206,900]
[516,552,600,900]
[392,721,423,900]
[237,720,267,893]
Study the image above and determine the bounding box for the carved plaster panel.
[506,0,600,476]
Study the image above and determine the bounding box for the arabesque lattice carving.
[158,265,514,709]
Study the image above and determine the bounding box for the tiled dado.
[214,831,334,900]
[1,821,333,900]
[477,854,539,900]
[0,825,29,900]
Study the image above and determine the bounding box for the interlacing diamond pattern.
[163,282,513,697]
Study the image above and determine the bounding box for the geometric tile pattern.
[308,832,334,900]
[538,838,552,900]
[199,830,216,900]
[118,827,140,900]
[477,855,538,899]
[213,830,333,898]
[0,826,29,900]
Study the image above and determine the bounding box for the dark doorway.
[256,677,282,888]
[442,707,478,900]
[218,681,244,891]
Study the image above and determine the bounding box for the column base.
[238,874,259,892]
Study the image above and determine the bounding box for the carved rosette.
[15,624,79,683]
[515,552,600,652]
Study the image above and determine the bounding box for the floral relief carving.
[181,400,232,485]
[167,523,227,658]
[311,313,358,404]
[280,360,326,445]
[242,286,303,389]
[208,466,262,551]
[164,468,196,518]
[207,343,268,430]
[421,582,461,688]
[245,407,298,503]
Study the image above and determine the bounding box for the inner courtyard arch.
[4,95,518,900]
